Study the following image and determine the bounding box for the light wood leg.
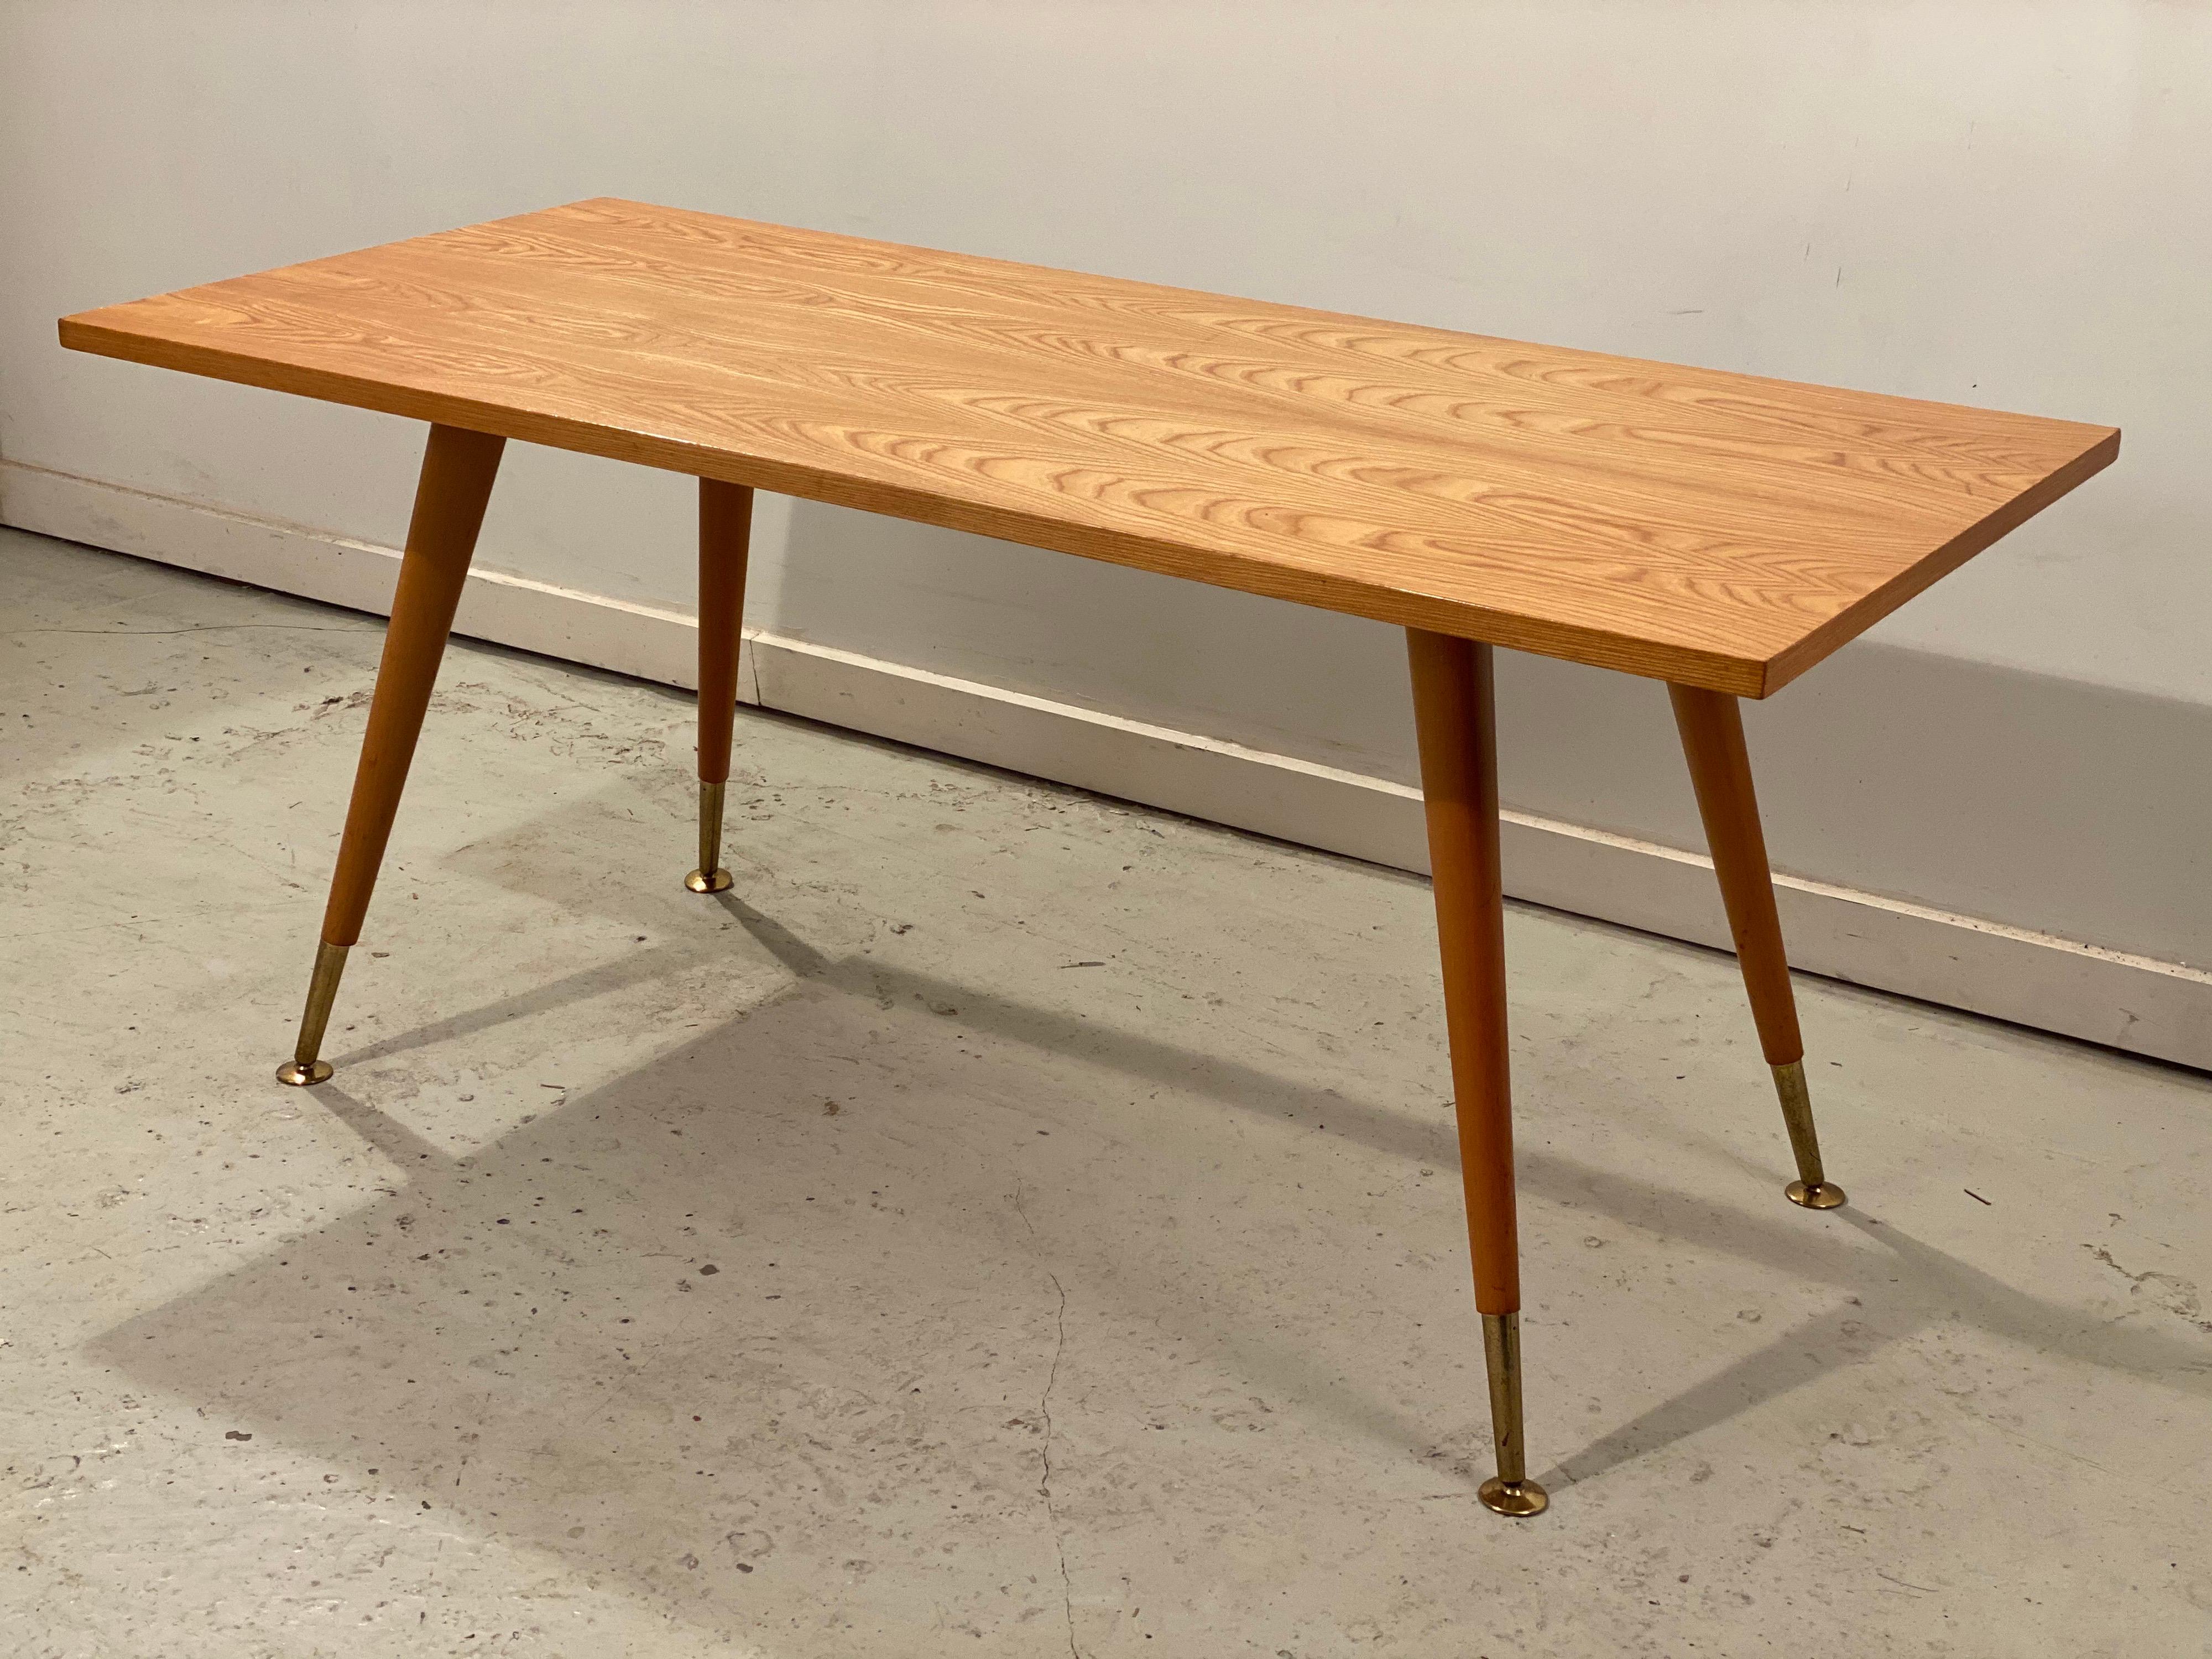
[1667,684,1845,1209]
[1406,629,1546,1518]
[276,424,505,1085]
[686,478,754,894]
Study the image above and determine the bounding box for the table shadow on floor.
[87,899,2212,1640]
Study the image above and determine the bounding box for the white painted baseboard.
[8,457,2206,1071]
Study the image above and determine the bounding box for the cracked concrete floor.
[4,526,2210,1658]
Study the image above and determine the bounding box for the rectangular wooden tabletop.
[60,197,2117,696]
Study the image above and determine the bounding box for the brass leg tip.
[276,1058,333,1087]
[1478,1477,1550,1517]
[1786,1178,1847,1209]
[685,867,734,894]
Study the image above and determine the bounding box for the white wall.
[6,2,2207,1061]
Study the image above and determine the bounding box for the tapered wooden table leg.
[1667,684,1845,1209]
[686,478,754,894]
[276,424,505,1085]
[1407,629,1546,1517]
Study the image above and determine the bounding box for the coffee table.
[61,200,2117,1515]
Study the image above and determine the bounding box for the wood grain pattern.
[60,199,2119,695]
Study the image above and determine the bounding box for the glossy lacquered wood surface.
[61,199,2117,695]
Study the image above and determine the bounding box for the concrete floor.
[3,525,2209,1658]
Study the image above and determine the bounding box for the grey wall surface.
[4,1,2205,973]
